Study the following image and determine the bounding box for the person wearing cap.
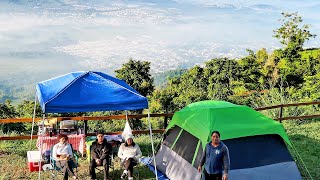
[198,131,230,180]
[118,134,142,180]
[89,131,112,180]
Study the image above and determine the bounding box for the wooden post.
[279,106,283,123]
[164,108,168,139]
[84,120,88,135]
[164,109,168,129]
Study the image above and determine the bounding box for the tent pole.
[147,109,158,179]
[38,113,46,180]
[30,93,37,146]
[125,110,128,121]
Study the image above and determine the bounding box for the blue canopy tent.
[31,71,158,179]
[36,71,148,113]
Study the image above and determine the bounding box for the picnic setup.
[28,71,159,180]
[5,71,310,180]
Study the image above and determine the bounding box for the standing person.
[89,131,112,180]
[198,131,230,180]
[52,134,78,180]
[118,134,142,180]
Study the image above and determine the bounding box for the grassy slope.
[0,122,319,179]
[283,120,320,179]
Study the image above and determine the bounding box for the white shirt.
[52,143,73,160]
[118,143,142,161]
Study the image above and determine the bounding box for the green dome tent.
[155,100,301,180]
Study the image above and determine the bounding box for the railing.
[0,113,173,140]
[254,101,320,122]
[0,113,174,124]
[0,129,166,140]
[0,101,319,141]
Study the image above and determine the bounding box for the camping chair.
[49,144,79,179]
[120,157,140,180]
[88,143,115,179]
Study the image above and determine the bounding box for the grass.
[283,120,320,179]
[0,122,319,179]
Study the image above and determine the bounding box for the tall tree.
[115,59,155,129]
[273,12,316,87]
[273,12,316,52]
[115,59,154,97]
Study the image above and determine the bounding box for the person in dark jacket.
[89,131,112,180]
[198,131,230,180]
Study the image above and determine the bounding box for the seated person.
[52,134,77,180]
[118,134,142,180]
[89,131,112,180]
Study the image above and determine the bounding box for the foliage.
[115,59,154,97]
[0,100,25,133]
[115,59,155,130]
[153,69,187,88]
[273,12,316,51]
[273,12,317,88]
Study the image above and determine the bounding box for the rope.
[290,140,313,180]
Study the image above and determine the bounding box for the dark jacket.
[91,139,112,160]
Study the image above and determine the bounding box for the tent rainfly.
[31,71,158,179]
[155,100,302,180]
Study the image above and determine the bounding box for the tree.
[115,59,155,129]
[273,12,316,88]
[115,59,154,97]
[0,100,25,133]
[273,12,316,52]
[204,58,241,100]
[238,49,264,91]
[16,100,42,118]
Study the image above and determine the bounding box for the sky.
[0,0,320,78]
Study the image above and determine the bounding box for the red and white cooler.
[27,151,44,172]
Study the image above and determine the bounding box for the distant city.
[0,0,319,102]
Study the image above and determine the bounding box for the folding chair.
[49,144,79,179]
[120,158,140,180]
[89,144,114,179]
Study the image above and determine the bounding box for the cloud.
[1,0,319,76]
[54,34,275,73]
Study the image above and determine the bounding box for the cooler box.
[27,151,44,172]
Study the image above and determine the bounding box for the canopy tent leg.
[30,93,37,143]
[147,109,158,180]
[38,113,46,180]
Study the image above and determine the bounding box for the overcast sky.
[0,0,319,76]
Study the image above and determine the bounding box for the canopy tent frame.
[30,71,158,180]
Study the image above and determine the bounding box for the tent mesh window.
[223,134,294,169]
[193,142,203,168]
[171,128,199,165]
[163,126,182,148]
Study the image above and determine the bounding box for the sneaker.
[121,172,127,179]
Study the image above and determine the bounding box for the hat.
[125,134,133,141]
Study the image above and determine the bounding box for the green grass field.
[0,121,319,180]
